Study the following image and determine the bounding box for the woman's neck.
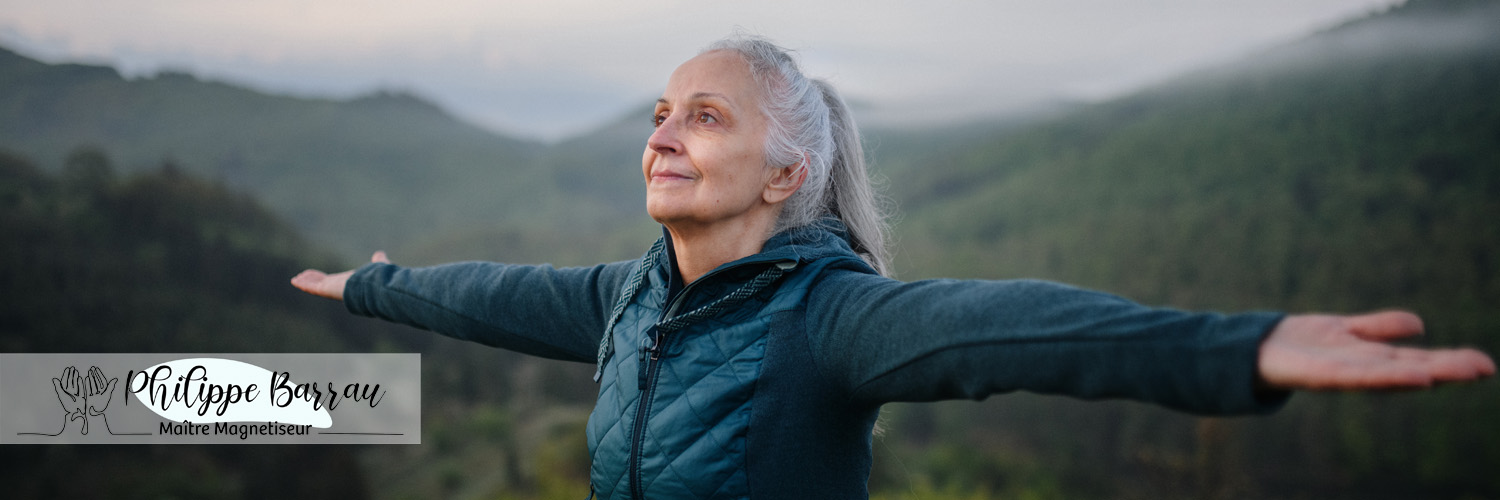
[665,216,775,285]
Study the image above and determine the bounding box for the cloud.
[0,0,1401,140]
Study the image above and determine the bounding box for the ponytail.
[813,80,891,276]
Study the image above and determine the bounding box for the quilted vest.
[585,236,834,499]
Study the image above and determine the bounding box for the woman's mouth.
[651,171,694,183]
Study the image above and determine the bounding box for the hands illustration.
[51,366,87,434]
[85,366,118,416]
[50,365,119,435]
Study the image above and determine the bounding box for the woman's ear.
[763,156,808,204]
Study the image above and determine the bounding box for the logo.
[1,354,420,444]
[22,365,138,436]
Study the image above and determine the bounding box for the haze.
[0,0,1402,141]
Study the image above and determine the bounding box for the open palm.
[291,251,389,301]
[1258,311,1495,390]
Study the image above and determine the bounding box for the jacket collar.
[657,217,868,283]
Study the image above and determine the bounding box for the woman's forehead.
[662,50,758,104]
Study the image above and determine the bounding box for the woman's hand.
[1257,311,1495,391]
[290,251,390,301]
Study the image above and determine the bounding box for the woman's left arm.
[806,273,1493,414]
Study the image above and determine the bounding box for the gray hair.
[704,35,892,276]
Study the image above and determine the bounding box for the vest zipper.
[625,263,740,499]
[629,337,663,500]
[625,259,794,499]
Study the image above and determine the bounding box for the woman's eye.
[697,113,717,124]
[651,113,666,127]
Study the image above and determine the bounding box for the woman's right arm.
[291,252,638,363]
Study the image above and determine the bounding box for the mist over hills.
[3,0,1490,275]
[885,9,1500,302]
[0,49,562,261]
[867,1,1500,496]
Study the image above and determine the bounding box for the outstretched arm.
[290,251,390,301]
[810,276,1290,414]
[291,251,637,363]
[1257,311,1495,390]
[809,273,1494,414]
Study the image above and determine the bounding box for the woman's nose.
[646,117,682,155]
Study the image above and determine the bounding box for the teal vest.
[586,237,828,499]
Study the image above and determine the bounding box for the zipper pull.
[650,327,666,361]
[638,326,659,389]
[639,327,658,363]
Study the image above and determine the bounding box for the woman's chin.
[645,202,690,225]
[647,202,724,229]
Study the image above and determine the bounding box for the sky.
[0,0,1403,142]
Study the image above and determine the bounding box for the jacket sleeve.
[806,272,1290,415]
[343,259,638,363]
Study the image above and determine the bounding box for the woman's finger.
[1423,348,1497,381]
[372,251,389,263]
[1344,310,1424,341]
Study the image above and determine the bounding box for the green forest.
[2,0,1498,498]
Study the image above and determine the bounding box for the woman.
[292,36,1494,499]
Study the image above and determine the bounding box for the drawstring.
[592,239,797,383]
[594,238,665,382]
[655,261,794,333]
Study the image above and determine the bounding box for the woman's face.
[643,50,776,230]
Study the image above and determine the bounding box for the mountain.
[0,49,563,260]
[396,103,661,267]
[0,143,596,500]
[882,0,1500,306]
[0,150,393,497]
[864,0,1500,497]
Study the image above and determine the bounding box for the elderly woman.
[292,36,1494,499]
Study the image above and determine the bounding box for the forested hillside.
[0,150,382,496]
[864,0,1500,498]
[0,150,604,498]
[0,50,559,259]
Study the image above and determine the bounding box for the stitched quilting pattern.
[588,282,774,499]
